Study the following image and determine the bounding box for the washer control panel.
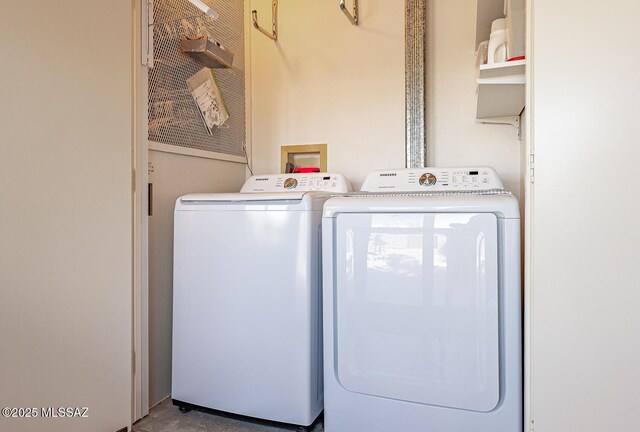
[241,173,352,193]
[361,167,503,192]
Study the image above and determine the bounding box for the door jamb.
[133,0,150,422]
[523,0,534,431]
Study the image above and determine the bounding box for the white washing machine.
[172,173,351,426]
[322,167,521,432]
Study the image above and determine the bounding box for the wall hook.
[252,0,278,40]
[340,0,358,25]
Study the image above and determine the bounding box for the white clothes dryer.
[172,173,351,427]
[322,167,521,432]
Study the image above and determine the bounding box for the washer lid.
[176,191,332,211]
[180,192,308,202]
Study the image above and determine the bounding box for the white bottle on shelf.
[487,18,507,64]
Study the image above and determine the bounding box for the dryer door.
[333,212,500,412]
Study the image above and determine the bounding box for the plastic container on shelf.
[476,40,489,67]
[487,18,507,64]
[505,0,526,61]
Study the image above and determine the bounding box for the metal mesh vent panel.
[334,189,513,198]
[148,0,245,156]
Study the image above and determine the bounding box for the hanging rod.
[252,0,278,40]
[340,0,358,25]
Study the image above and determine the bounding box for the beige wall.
[248,0,521,194]
[0,2,133,431]
[248,0,405,189]
[147,150,246,407]
[427,0,522,199]
[529,0,640,430]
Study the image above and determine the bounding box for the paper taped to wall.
[186,68,229,135]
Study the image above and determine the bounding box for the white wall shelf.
[476,60,525,129]
[475,0,526,132]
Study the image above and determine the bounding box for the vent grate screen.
[335,189,513,198]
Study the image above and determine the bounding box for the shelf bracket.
[340,0,359,25]
[477,115,523,139]
[252,0,278,40]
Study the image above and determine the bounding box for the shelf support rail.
[252,0,278,40]
[340,0,359,25]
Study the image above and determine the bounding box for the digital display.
[469,171,479,176]
[323,176,331,180]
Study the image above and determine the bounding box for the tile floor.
[133,399,324,432]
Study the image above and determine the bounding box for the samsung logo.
[380,173,397,177]
[255,178,269,181]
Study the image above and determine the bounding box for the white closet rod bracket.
[252,0,278,40]
[340,0,358,25]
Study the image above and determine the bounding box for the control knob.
[419,173,437,186]
[283,178,298,189]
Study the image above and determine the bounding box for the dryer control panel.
[241,173,352,193]
[361,167,504,192]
